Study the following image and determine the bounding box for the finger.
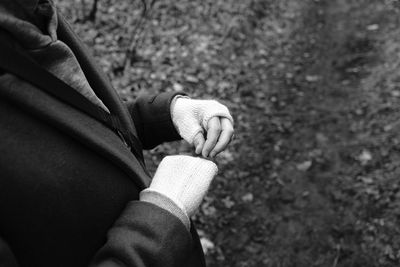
[209,118,234,157]
[193,132,205,154]
[202,117,221,158]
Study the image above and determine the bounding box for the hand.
[171,97,234,158]
[141,155,218,217]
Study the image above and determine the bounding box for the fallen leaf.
[241,193,254,203]
[221,196,235,208]
[200,237,215,255]
[305,75,320,82]
[297,160,312,171]
[366,24,379,31]
[173,82,184,91]
[358,150,372,165]
[391,90,400,97]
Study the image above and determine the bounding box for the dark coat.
[0,14,205,267]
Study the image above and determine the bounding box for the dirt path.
[203,1,400,266]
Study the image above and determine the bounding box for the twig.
[332,244,341,267]
[123,0,157,71]
[87,0,99,22]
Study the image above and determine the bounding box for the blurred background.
[56,0,400,266]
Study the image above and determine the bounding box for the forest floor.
[58,0,400,266]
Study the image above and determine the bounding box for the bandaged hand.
[140,156,218,225]
[171,97,234,158]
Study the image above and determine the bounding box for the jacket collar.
[56,13,139,140]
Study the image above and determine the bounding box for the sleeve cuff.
[127,91,188,149]
[140,189,190,230]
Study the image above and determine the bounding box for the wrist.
[140,189,191,230]
[170,95,190,128]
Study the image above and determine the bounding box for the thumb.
[193,132,205,154]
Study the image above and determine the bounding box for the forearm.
[90,201,192,267]
[126,91,186,149]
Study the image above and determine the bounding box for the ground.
[57,0,400,266]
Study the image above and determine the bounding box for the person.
[0,1,234,267]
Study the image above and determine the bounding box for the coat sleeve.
[90,201,193,267]
[1,201,193,267]
[0,236,19,267]
[126,91,187,149]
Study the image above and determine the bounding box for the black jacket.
[0,14,205,267]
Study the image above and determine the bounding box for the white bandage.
[171,97,234,144]
[141,155,218,217]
